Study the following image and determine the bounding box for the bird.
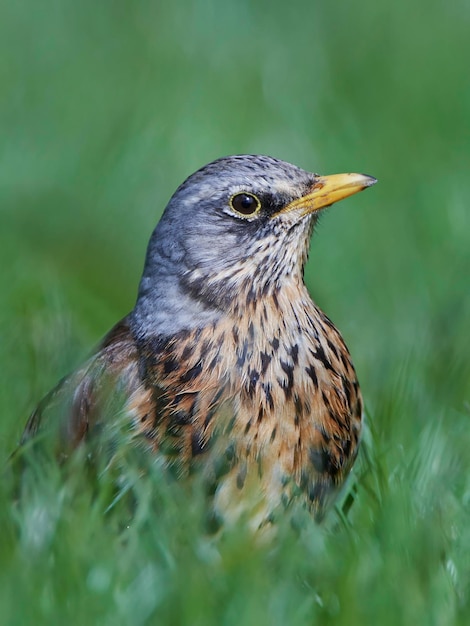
[21,155,376,525]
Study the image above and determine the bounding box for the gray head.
[131,155,375,339]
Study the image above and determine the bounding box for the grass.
[1,0,470,623]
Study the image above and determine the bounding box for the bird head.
[132,155,375,336]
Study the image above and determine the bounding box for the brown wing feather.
[21,317,143,454]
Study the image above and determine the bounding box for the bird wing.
[20,316,143,458]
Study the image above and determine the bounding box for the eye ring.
[229,192,261,217]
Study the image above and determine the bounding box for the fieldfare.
[22,155,376,524]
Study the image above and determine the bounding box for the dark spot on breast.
[262,383,274,410]
[139,344,159,373]
[289,344,299,365]
[237,339,248,367]
[322,391,346,427]
[271,337,280,351]
[278,378,292,399]
[166,421,181,437]
[169,407,193,426]
[308,481,328,505]
[248,369,259,395]
[163,357,179,374]
[232,327,239,345]
[316,424,331,445]
[180,362,203,383]
[326,337,339,359]
[272,291,280,310]
[240,277,251,298]
[225,442,236,462]
[181,344,194,361]
[281,492,290,508]
[205,510,223,534]
[244,419,252,434]
[333,385,345,403]
[213,451,233,479]
[199,338,211,355]
[339,351,349,369]
[236,463,247,489]
[260,351,272,374]
[246,288,256,307]
[191,431,206,456]
[270,426,277,442]
[280,360,294,395]
[294,393,303,417]
[309,447,338,475]
[305,364,318,388]
[204,405,217,428]
[342,376,352,406]
[208,354,220,370]
[310,345,334,372]
[290,307,302,332]
[306,315,320,340]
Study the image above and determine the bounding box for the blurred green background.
[1,0,469,624]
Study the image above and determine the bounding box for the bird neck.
[131,214,315,341]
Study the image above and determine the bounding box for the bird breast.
[131,280,362,521]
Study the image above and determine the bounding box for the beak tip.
[362,174,378,188]
[279,171,378,216]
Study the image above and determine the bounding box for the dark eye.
[230,193,261,217]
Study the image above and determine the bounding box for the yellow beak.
[279,172,377,217]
